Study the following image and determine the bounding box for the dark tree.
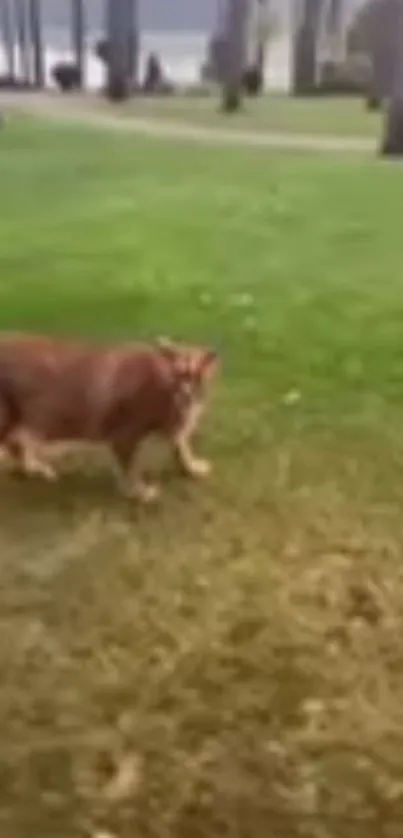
[221,0,249,113]
[104,0,138,100]
[0,0,16,79]
[381,0,403,155]
[71,0,85,88]
[292,0,323,95]
[28,0,44,88]
[347,0,400,109]
[126,0,139,86]
[369,0,399,110]
[15,0,30,84]
[242,0,273,98]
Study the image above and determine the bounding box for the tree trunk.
[252,0,271,96]
[256,41,265,88]
[367,0,400,111]
[126,0,139,88]
[221,0,249,113]
[292,0,323,95]
[15,0,30,84]
[381,0,403,155]
[0,0,16,78]
[325,0,344,64]
[71,0,85,88]
[382,97,403,154]
[105,0,131,101]
[28,0,44,88]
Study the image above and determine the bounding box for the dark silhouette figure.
[52,62,82,93]
[242,64,263,96]
[143,53,162,92]
[95,38,109,65]
[142,53,174,95]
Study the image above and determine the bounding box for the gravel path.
[0,91,376,154]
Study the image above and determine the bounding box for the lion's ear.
[155,335,178,361]
[199,348,220,381]
[156,335,176,350]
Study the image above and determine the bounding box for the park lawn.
[115,92,382,138]
[1,116,403,837]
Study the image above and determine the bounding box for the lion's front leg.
[111,436,160,504]
[6,428,58,482]
[171,402,212,479]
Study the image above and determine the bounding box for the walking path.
[0,91,376,154]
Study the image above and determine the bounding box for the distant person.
[142,52,174,96]
[143,53,162,91]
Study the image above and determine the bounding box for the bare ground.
[0,91,376,153]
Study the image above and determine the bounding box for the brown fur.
[0,333,219,501]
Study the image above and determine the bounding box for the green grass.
[2,116,403,837]
[112,93,382,138]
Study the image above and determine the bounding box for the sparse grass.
[113,93,381,138]
[1,116,403,837]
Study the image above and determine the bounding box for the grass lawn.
[113,93,382,138]
[2,116,403,837]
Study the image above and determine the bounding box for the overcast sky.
[43,1,363,37]
[43,0,291,32]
